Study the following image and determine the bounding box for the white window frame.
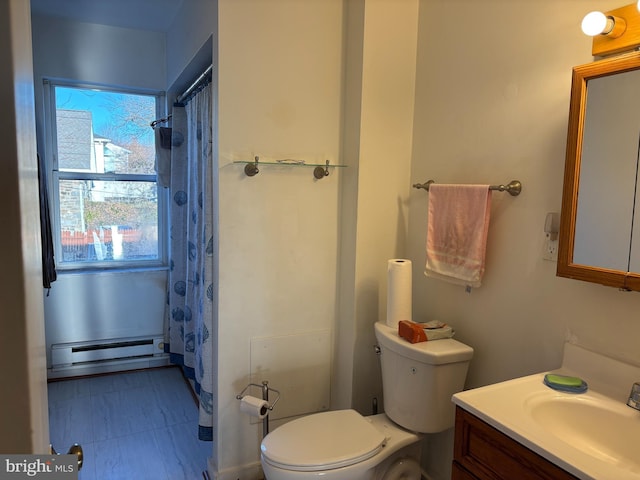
[43,79,168,271]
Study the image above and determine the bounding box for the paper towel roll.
[240,395,269,419]
[386,259,412,328]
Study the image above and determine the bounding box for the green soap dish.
[543,373,588,393]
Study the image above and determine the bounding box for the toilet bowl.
[260,322,473,480]
[261,411,421,480]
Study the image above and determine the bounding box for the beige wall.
[409,1,639,478]
[215,0,344,477]
[214,2,421,477]
[411,0,635,387]
[346,0,419,416]
[216,1,640,478]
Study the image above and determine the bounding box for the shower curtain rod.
[176,64,213,104]
[150,64,213,127]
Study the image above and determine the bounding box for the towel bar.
[413,179,522,196]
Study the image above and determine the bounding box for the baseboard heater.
[51,336,165,369]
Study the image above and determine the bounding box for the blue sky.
[55,85,155,144]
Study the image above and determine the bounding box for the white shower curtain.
[165,83,214,441]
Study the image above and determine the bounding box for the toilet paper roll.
[386,259,412,328]
[240,395,270,419]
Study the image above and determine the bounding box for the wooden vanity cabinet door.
[451,461,478,480]
[452,407,579,480]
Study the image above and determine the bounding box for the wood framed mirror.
[558,51,640,291]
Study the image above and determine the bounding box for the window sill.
[56,265,169,276]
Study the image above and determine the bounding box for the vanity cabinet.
[452,407,578,480]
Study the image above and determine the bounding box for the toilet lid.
[261,410,386,472]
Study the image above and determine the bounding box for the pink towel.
[425,184,491,288]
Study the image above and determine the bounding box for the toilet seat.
[261,409,386,472]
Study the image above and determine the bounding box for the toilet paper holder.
[236,381,281,411]
[236,380,281,436]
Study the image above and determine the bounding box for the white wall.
[30,15,169,370]
[408,1,640,478]
[166,0,216,91]
[31,15,166,92]
[0,0,48,453]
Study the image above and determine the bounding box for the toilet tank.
[374,322,473,433]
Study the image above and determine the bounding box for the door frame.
[1,0,50,453]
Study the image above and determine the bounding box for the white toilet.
[260,322,474,480]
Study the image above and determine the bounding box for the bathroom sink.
[452,343,640,480]
[525,392,640,474]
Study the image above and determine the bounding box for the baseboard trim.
[208,458,263,480]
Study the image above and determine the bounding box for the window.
[45,82,165,268]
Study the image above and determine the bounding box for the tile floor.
[48,366,211,480]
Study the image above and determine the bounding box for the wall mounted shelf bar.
[235,156,346,179]
[412,179,522,196]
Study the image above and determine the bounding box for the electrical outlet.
[543,233,558,261]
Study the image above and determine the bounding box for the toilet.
[260,322,474,480]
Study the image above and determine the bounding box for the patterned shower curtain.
[165,83,214,441]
